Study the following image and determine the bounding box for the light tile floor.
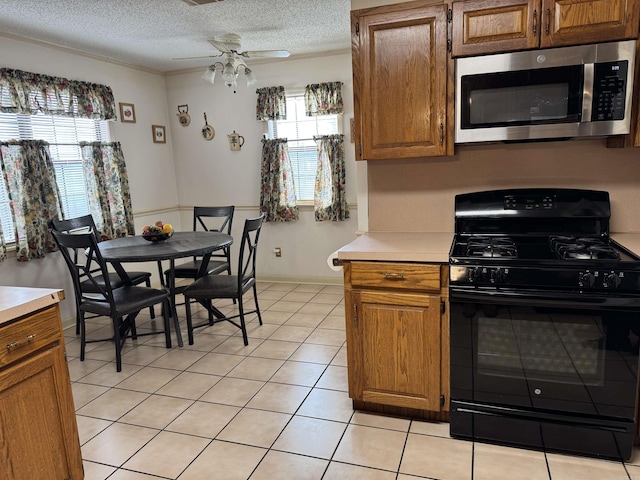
[66,281,640,479]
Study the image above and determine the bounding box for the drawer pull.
[383,273,405,279]
[6,334,36,351]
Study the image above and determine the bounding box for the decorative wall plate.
[202,124,215,140]
[202,112,214,140]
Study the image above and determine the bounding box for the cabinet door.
[541,0,640,48]
[347,290,442,411]
[0,346,84,480]
[452,0,540,57]
[353,3,449,160]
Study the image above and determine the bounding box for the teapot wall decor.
[177,105,190,126]
[227,131,245,151]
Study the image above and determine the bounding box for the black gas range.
[448,188,640,460]
[450,188,640,293]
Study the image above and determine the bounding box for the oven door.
[449,287,640,459]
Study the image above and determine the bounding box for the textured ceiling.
[0,0,352,72]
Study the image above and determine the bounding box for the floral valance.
[0,68,116,120]
[305,82,343,116]
[256,86,287,121]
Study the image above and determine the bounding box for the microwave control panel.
[592,61,628,122]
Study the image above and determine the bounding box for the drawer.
[0,306,62,368]
[350,261,441,292]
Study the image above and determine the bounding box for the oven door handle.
[450,287,640,309]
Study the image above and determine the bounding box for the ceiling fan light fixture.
[222,62,238,88]
[201,66,216,84]
[244,68,257,86]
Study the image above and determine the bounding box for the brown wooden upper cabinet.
[452,0,640,57]
[351,1,451,160]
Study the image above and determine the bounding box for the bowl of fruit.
[142,221,174,242]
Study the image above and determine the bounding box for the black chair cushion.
[168,260,229,279]
[80,271,151,292]
[183,275,255,299]
[81,286,168,317]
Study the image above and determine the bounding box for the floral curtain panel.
[0,140,63,261]
[314,134,349,222]
[305,82,344,116]
[256,86,287,121]
[80,142,135,239]
[0,68,116,120]
[260,138,299,222]
[0,221,5,263]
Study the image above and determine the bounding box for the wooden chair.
[183,214,264,345]
[52,215,155,335]
[52,229,172,372]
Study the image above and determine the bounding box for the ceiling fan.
[175,34,290,92]
[208,33,290,59]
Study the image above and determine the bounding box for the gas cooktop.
[449,189,640,292]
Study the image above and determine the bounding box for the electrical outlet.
[274,247,282,257]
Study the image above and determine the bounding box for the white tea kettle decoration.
[227,131,245,151]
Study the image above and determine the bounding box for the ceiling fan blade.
[239,50,290,58]
[208,39,232,53]
[172,54,223,60]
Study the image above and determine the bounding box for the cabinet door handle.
[383,273,405,279]
[533,9,537,35]
[6,334,36,351]
[439,123,444,146]
[545,8,551,35]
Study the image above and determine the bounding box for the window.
[269,94,340,202]
[0,111,110,243]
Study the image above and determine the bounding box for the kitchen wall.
[0,34,359,324]
[368,139,640,233]
[163,53,360,282]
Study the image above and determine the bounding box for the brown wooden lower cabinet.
[0,293,83,480]
[343,261,449,421]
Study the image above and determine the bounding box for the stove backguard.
[454,188,611,239]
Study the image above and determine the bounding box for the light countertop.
[612,233,640,256]
[337,232,640,264]
[0,286,64,325]
[337,232,453,263]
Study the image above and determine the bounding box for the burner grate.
[549,236,620,260]
[467,236,518,258]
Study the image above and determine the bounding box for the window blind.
[270,95,340,202]
[0,107,110,243]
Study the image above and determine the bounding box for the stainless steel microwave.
[455,40,636,144]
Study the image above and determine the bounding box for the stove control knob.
[604,273,622,288]
[578,272,595,288]
[468,267,482,283]
[490,268,505,284]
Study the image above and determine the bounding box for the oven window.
[477,314,604,386]
[451,299,640,416]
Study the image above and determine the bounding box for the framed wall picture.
[119,103,136,123]
[152,125,166,144]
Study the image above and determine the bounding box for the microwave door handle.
[582,63,594,123]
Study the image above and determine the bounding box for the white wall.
[164,53,360,282]
[0,36,359,324]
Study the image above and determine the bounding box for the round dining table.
[98,231,233,347]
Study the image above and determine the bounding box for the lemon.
[162,223,173,234]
